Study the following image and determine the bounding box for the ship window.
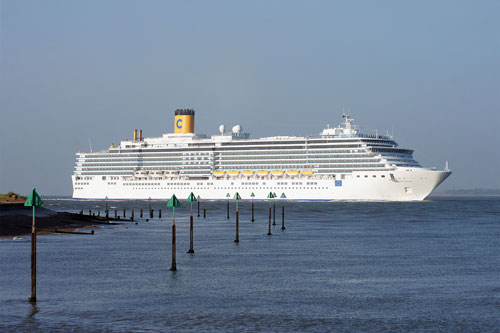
[373,175,376,178]
[364,175,368,178]
[381,175,385,178]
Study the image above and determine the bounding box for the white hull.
[72,168,451,201]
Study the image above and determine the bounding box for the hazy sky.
[1,0,499,195]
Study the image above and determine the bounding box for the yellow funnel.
[174,109,195,134]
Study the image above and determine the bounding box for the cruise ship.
[72,109,451,201]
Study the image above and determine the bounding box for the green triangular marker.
[280,193,286,199]
[24,188,44,207]
[187,192,197,202]
[233,192,241,200]
[273,192,277,198]
[267,192,274,199]
[167,194,181,207]
[226,193,230,198]
[250,192,255,198]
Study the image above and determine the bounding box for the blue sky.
[1,0,499,195]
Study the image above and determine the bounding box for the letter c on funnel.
[176,118,183,129]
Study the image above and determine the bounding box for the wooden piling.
[251,200,255,222]
[123,209,126,218]
[29,215,36,302]
[267,207,272,236]
[105,209,109,220]
[281,205,285,230]
[235,208,239,243]
[88,208,91,216]
[97,209,100,217]
[159,209,162,218]
[131,209,134,220]
[203,208,206,219]
[150,209,153,219]
[170,224,177,271]
[140,208,143,218]
[197,200,200,217]
[187,215,194,253]
[227,201,230,219]
[115,210,117,218]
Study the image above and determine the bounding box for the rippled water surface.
[1,196,499,332]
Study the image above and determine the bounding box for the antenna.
[88,138,93,153]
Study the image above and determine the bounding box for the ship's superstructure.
[72,109,451,201]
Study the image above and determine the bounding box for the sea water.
[1,197,499,331]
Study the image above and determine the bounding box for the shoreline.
[0,210,117,238]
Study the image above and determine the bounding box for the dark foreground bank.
[0,204,109,237]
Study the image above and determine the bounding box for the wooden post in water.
[187,193,196,254]
[281,206,285,230]
[159,209,162,218]
[30,207,36,302]
[197,195,201,217]
[280,193,286,230]
[123,208,126,218]
[140,208,143,218]
[25,189,43,303]
[105,209,109,220]
[250,192,255,222]
[234,193,241,243]
[203,208,206,219]
[267,192,274,235]
[226,193,230,219]
[149,197,153,218]
[97,209,100,217]
[171,223,176,271]
[115,210,117,218]
[268,206,272,236]
[89,208,91,216]
[131,209,134,221]
[188,214,194,252]
[167,195,181,271]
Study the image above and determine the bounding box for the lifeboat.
[272,170,285,176]
[214,171,226,177]
[303,170,314,175]
[228,171,240,177]
[257,170,270,176]
[286,170,300,176]
[242,171,255,176]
